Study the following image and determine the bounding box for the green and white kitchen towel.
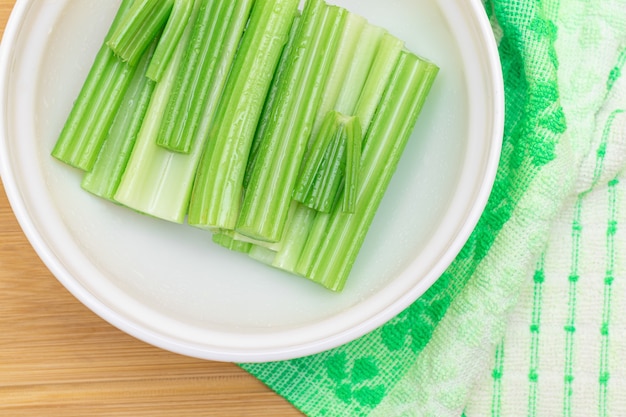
[243,0,626,415]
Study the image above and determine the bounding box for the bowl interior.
[0,0,502,361]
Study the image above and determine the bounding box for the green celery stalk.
[293,111,361,213]
[235,0,346,242]
[51,0,136,171]
[81,41,157,200]
[243,13,301,188]
[353,32,405,134]
[292,110,339,205]
[307,11,365,142]
[114,0,254,223]
[146,0,196,82]
[213,231,252,254]
[156,0,240,154]
[248,245,278,266]
[301,51,439,291]
[270,201,317,272]
[333,23,386,115]
[187,0,300,230]
[107,0,174,66]
[341,114,361,212]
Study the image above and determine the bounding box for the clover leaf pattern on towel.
[324,353,385,410]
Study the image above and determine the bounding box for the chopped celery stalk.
[114,0,252,223]
[333,23,385,115]
[341,115,361,212]
[293,111,361,213]
[107,0,174,66]
[156,0,239,154]
[353,32,404,134]
[248,245,277,267]
[231,232,283,252]
[292,111,338,205]
[306,127,344,212]
[187,0,300,230]
[235,0,346,242]
[308,12,365,141]
[303,51,439,291]
[213,232,252,253]
[243,13,301,188]
[294,207,332,276]
[271,201,317,272]
[81,41,157,200]
[51,0,136,171]
[146,0,196,81]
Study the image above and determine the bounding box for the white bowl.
[0,0,503,362]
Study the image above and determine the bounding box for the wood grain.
[0,2,302,415]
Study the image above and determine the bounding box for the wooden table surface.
[0,2,302,416]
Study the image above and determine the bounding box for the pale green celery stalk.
[231,232,283,252]
[187,0,300,231]
[51,0,136,171]
[308,11,365,142]
[235,1,346,242]
[81,41,157,200]
[243,13,301,189]
[333,23,385,114]
[303,52,439,291]
[107,0,174,66]
[213,232,252,254]
[270,201,316,272]
[156,0,240,154]
[353,32,405,134]
[146,0,196,82]
[114,0,253,223]
[248,245,278,266]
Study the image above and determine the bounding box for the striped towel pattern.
[243,0,626,415]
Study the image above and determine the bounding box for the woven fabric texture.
[243,0,626,415]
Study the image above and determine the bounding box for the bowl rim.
[0,0,504,362]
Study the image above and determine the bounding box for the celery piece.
[146,0,196,82]
[114,0,253,223]
[302,51,439,291]
[292,111,339,206]
[271,201,317,272]
[235,0,346,242]
[107,0,174,66]
[81,41,157,200]
[308,11,365,142]
[294,208,332,277]
[333,23,386,115]
[156,0,239,154]
[51,0,136,171]
[248,245,277,267]
[213,232,252,254]
[243,13,301,189]
[353,32,404,135]
[341,114,361,212]
[293,111,361,213]
[187,0,300,230]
